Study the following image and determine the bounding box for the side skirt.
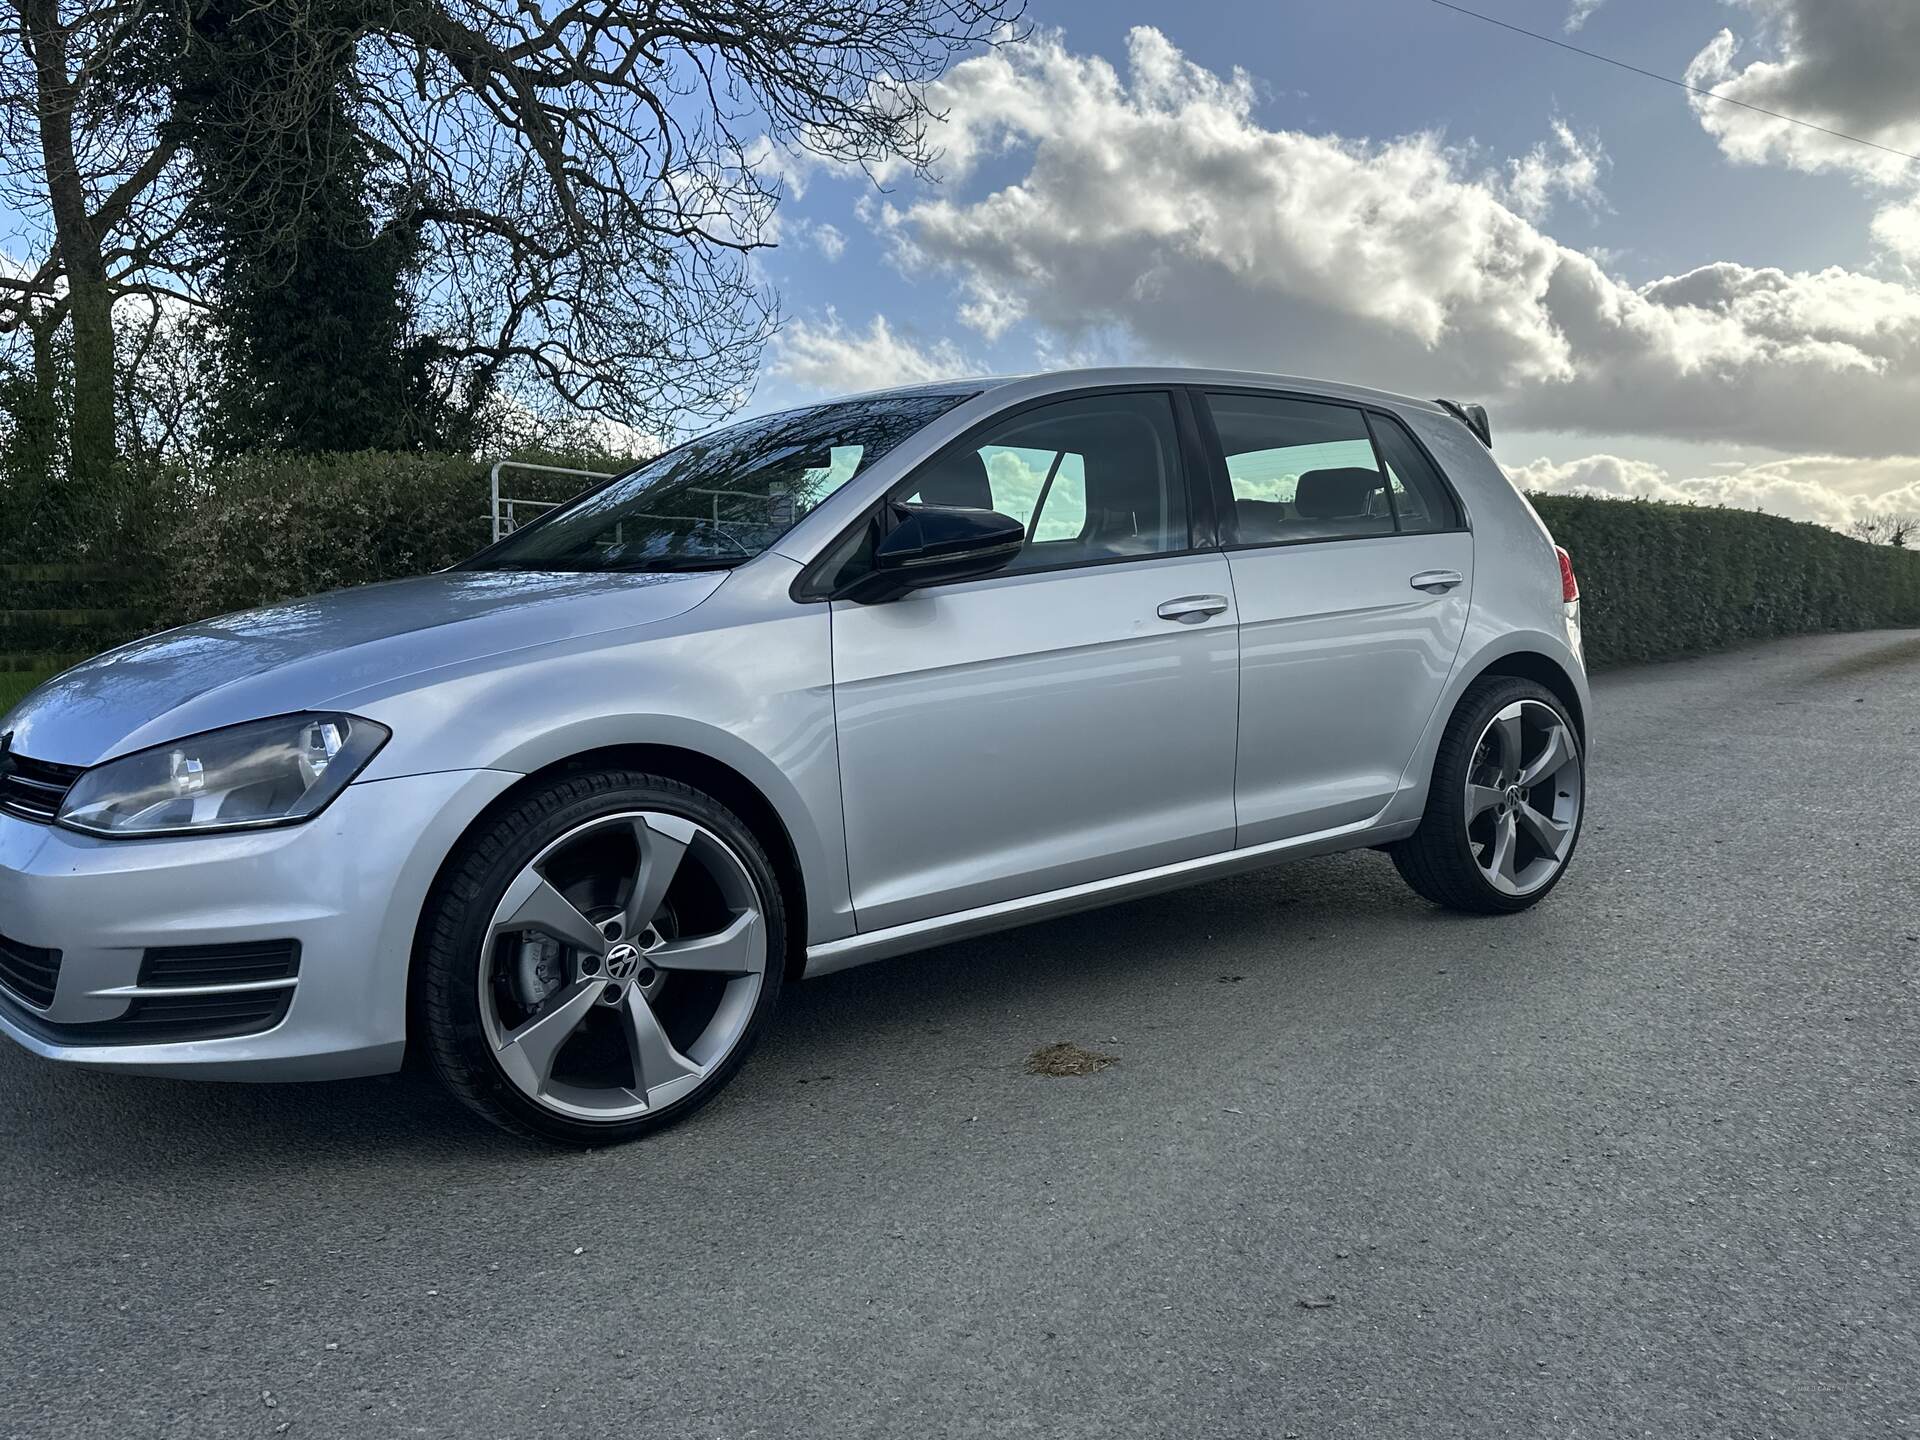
[802,817,1420,978]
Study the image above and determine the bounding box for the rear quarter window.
[1366,412,1463,533]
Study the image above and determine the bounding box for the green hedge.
[144,452,494,626]
[1532,494,1920,666]
[13,455,1920,671]
[4,450,623,658]
[136,450,619,630]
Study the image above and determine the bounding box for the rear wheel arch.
[1392,672,1586,913]
[1465,650,1586,749]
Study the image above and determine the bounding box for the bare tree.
[2,0,196,481]
[345,0,1027,442]
[1849,513,1920,548]
[5,1,1026,468]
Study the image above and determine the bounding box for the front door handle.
[1157,594,1230,623]
[1409,570,1464,595]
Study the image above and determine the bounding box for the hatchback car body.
[0,368,1589,1143]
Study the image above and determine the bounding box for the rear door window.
[1204,393,1460,544]
[1204,394,1392,544]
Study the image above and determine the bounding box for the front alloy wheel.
[481,811,768,1122]
[420,772,784,1144]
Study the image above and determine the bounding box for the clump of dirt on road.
[1025,1042,1118,1077]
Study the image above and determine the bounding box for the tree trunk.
[181,0,432,454]
[21,313,62,472]
[20,0,117,484]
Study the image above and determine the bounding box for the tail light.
[1555,545,1579,603]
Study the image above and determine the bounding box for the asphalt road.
[4,630,1918,1440]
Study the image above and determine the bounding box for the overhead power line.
[1427,0,1920,166]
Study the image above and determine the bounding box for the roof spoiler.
[1436,399,1492,449]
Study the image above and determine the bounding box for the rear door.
[826,389,1241,932]
[1195,390,1473,847]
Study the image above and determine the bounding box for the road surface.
[4,630,1917,1438]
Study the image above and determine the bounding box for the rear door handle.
[1157,594,1230,623]
[1409,570,1464,594]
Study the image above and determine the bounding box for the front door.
[829,390,1240,932]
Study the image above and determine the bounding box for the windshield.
[466,391,976,573]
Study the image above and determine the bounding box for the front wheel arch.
[406,745,810,1071]
[413,767,788,1143]
[520,745,810,982]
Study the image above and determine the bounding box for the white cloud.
[1871,194,1920,262]
[1509,452,1920,529]
[769,311,976,393]
[778,218,850,262]
[812,223,847,261]
[865,27,1920,457]
[1565,0,1606,33]
[1683,2,1920,179]
[744,134,820,199]
[1503,121,1608,220]
[1684,3,1920,263]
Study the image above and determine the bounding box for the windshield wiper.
[597,555,750,573]
[464,555,747,574]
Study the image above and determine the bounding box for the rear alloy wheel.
[1392,678,1585,913]
[420,772,784,1144]
[1462,699,1583,897]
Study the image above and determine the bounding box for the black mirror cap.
[837,503,1025,602]
[875,502,1025,569]
[1436,399,1492,449]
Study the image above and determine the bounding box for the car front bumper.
[0,769,519,1080]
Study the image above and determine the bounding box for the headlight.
[58,713,390,838]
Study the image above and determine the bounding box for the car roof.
[834,366,1447,416]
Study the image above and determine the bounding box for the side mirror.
[836,503,1025,602]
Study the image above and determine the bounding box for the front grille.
[0,932,61,1009]
[0,752,82,824]
[140,940,301,988]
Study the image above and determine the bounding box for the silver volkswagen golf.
[0,369,1588,1143]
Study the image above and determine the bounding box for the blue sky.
[745,0,1920,528]
[8,1,1915,529]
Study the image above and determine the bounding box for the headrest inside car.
[1294,467,1384,520]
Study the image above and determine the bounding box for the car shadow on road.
[1811,632,1920,680]
[3,848,1517,1174]
[774,847,1479,1031]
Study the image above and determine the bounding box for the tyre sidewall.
[423,772,786,1146]
[1436,679,1586,913]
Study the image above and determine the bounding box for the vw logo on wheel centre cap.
[605,942,642,980]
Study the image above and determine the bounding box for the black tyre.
[417,768,785,1146]
[1391,677,1585,914]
